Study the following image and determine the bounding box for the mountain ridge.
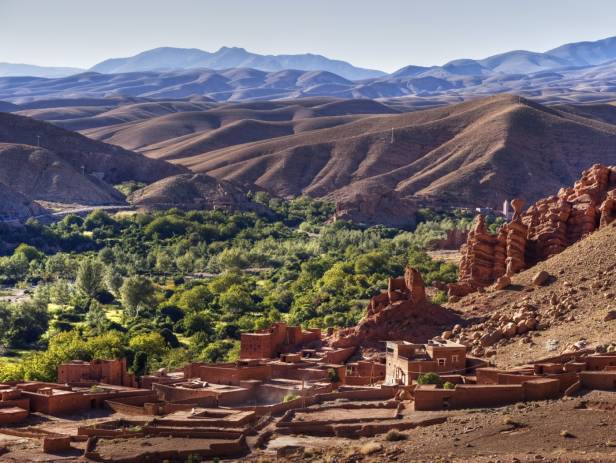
[89,46,385,81]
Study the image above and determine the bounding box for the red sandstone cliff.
[449,164,616,297]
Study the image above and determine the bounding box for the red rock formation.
[450,200,528,297]
[524,164,616,265]
[330,267,460,348]
[600,190,616,227]
[450,164,616,297]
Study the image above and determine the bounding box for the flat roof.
[0,407,27,414]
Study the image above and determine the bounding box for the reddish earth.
[448,221,616,368]
[251,390,616,462]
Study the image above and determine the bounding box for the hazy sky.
[2,0,615,72]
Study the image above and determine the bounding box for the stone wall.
[580,371,616,390]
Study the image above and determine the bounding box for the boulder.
[604,310,616,322]
[480,331,502,347]
[502,322,517,338]
[516,320,529,334]
[495,275,511,290]
[532,271,550,286]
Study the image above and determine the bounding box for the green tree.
[218,284,253,315]
[76,258,104,299]
[144,216,188,239]
[104,267,124,297]
[132,351,148,376]
[49,279,73,306]
[176,285,213,312]
[129,332,167,358]
[84,210,116,231]
[85,301,109,334]
[354,251,388,276]
[4,301,50,348]
[120,276,156,311]
[14,243,43,262]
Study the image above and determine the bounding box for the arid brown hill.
[0,112,186,185]
[0,143,125,205]
[18,95,616,224]
[128,173,272,215]
[173,95,616,208]
[0,182,46,220]
[23,98,397,156]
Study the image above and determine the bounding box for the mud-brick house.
[57,359,136,387]
[385,339,468,385]
[239,323,321,360]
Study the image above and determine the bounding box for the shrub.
[430,290,448,305]
[283,393,300,403]
[144,216,189,239]
[327,367,340,383]
[384,429,407,441]
[417,372,442,386]
[360,442,382,455]
[443,381,455,390]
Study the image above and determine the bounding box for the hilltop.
[173,95,616,208]
[89,46,385,81]
[127,173,272,215]
[0,112,187,214]
[8,95,616,225]
[0,112,185,186]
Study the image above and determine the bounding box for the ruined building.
[57,359,136,387]
[450,164,616,297]
[239,322,321,360]
[331,267,460,349]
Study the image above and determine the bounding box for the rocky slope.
[0,182,46,220]
[127,173,272,215]
[174,95,616,208]
[438,164,616,366]
[0,143,125,205]
[448,221,616,368]
[0,112,186,185]
[330,267,461,349]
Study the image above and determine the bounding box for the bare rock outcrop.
[449,164,616,298]
[449,199,528,297]
[330,267,460,349]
